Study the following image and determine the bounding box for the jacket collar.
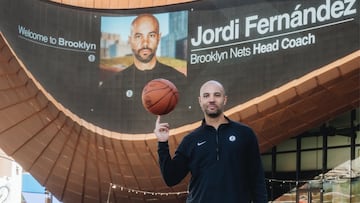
[201,115,231,128]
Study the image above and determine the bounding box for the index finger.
[156,115,161,125]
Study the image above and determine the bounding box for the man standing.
[154,80,268,203]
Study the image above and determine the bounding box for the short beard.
[206,110,221,118]
[134,49,155,63]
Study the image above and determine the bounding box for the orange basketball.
[142,78,179,115]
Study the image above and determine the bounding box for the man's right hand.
[154,115,170,142]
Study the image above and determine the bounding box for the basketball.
[142,78,179,115]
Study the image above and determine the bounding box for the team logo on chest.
[229,135,236,142]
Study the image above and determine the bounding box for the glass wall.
[262,108,360,201]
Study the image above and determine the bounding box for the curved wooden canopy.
[0,14,359,203]
[49,0,197,9]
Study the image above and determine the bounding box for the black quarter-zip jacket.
[158,116,268,203]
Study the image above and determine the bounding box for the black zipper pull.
[216,130,220,160]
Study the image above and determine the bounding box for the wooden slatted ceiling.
[49,0,196,9]
[0,31,359,203]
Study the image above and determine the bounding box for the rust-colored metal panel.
[50,0,196,9]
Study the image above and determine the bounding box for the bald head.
[199,80,227,119]
[199,80,226,96]
[131,14,160,34]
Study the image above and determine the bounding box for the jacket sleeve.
[158,141,189,186]
[248,130,268,202]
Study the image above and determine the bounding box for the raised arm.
[154,116,189,186]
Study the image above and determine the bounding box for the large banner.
[187,0,359,108]
[0,0,358,133]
